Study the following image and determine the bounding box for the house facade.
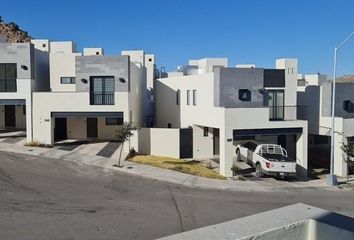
[0,41,49,141]
[298,74,354,177]
[31,41,154,145]
[156,58,308,177]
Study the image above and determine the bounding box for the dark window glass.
[239,89,251,102]
[23,105,26,115]
[6,64,17,79]
[176,89,180,105]
[0,63,17,92]
[343,100,353,113]
[193,90,197,105]
[106,118,123,125]
[0,64,5,79]
[203,127,208,137]
[168,123,172,128]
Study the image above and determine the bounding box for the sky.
[1,0,354,76]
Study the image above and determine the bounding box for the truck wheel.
[255,163,264,178]
[236,149,241,162]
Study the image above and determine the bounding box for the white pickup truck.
[236,142,296,178]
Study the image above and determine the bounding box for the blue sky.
[2,0,354,76]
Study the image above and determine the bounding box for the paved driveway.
[1,151,354,240]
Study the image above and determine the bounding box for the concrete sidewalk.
[0,141,341,192]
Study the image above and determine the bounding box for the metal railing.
[0,79,17,92]
[90,91,114,105]
[269,106,307,121]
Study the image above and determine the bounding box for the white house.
[155,58,308,177]
[298,74,354,177]
[30,40,155,145]
[0,40,49,141]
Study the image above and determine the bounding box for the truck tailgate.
[269,161,296,173]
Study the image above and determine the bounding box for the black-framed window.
[238,89,251,102]
[176,89,180,105]
[61,77,75,84]
[0,63,17,92]
[90,76,115,105]
[203,127,208,137]
[193,90,197,106]
[105,117,123,125]
[167,123,172,128]
[343,100,353,113]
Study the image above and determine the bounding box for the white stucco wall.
[137,128,180,158]
[49,52,81,92]
[129,61,146,126]
[276,58,297,106]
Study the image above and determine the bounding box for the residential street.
[1,151,354,240]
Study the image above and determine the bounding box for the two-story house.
[156,58,308,177]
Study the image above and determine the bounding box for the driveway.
[1,151,354,240]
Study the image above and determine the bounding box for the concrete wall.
[298,85,321,134]
[322,82,354,118]
[129,61,146,126]
[75,55,130,92]
[138,128,180,158]
[193,125,214,158]
[276,58,298,106]
[50,52,80,92]
[214,67,264,108]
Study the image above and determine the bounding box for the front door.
[54,118,67,141]
[87,118,98,138]
[4,105,16,128]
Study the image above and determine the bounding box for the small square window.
[239,89,251,102]
[42,43,46,48]
[106,118,123,125]
[167,123,172,128]
[203,127,208,137]
[343,100,353,113]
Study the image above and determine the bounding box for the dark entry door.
[180,128,193,159]
[213,128,220,155]
[87,118,98,138]
[54,118,67,140]
[4,105,16,128]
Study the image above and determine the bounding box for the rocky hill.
[0,16,31,43]
[337,75,354,83]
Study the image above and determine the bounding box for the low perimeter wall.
[133,128,180,159]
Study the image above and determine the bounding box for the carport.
[51,111,124,142]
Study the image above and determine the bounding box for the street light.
[326,30,354,186]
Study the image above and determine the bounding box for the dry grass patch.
[129,155,226,180]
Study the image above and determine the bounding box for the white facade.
[31,43,150,145]
[156,58,308,177]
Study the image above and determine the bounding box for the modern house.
[30,40,155,145]
[0,40,49,141]
[298,74,354,177]
[155,58,308,177]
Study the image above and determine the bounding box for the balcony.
[90,91,114,105]
[269,106,307,121]
[0,79,17,92]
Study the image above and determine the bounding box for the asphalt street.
[0,151,354,240]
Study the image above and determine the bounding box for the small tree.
[341,140,354,181]
[114,122,137,167]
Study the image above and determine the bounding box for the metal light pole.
[326,30,354,185]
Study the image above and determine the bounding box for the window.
[268,90,284,120]
[238,89,251,102]
[187,90,190,105]
[343,100,354,113]
[23,105,26,115]
[42,43,46,48]
[90,76,115,105]
[193,90,197,105]
[60,77,76,84]
[167,123,172,128]
[203,127,208,137]
[96,52,99,55]
[0,63,17,92]
[105,117,123,125]
[176,89,180,105]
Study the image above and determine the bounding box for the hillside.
[0,16,31,43]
